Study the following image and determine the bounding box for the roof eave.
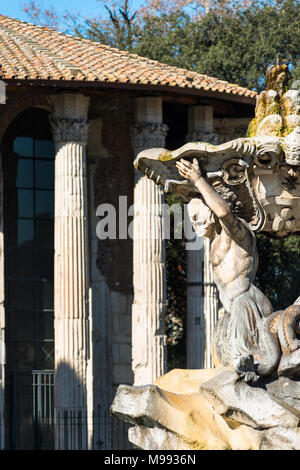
[3,78,257,105]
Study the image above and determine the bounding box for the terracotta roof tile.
[0,14,256,100]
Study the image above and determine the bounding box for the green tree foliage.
[23,1,300,91]
[133,0,300,91]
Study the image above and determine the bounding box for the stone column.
[202,237,219,368]
[131,97,168,385]
[186,106,219,369]
[49,94,90,449]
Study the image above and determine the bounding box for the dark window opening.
[3,108,55,450]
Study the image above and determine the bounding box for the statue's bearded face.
[188,199,216,239]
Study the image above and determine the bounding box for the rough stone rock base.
[111,367,300,450]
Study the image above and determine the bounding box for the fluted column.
[202,237,219,368]
[186,106,219,369]
[49,94,90,449]
[131,97,168,385]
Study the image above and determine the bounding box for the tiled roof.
[0,15,256,100]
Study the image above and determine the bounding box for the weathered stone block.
[111,368,300,450]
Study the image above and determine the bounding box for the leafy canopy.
[23,0,300,91]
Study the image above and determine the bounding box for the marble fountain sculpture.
[111,65,300,450]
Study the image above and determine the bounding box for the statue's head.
[188,198,217,239]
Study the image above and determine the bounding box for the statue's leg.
[226,287,281,381]
[226,292,260,382]
[250,287,281,376]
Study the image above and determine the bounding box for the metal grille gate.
[8,370,54,449]
[7,371,131,449]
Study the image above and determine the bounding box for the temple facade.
[0,15,255,449]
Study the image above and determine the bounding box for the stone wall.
[88,95,135,448]
[214,117,251,143]
[90,94,134,389]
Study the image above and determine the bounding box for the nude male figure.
[176,158,276,382]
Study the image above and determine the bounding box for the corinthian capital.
[49,93,90,144]
[131,123,169,155]
[50,117,89,143]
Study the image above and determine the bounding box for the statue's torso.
[210,219,258,309]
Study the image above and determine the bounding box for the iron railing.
[54,408,132,450]
[5,370,132,450]
[3,409,132,450]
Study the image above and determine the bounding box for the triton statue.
[135,64,300,382]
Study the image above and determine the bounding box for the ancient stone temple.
[112,64,300,450]
[0,14,256,449]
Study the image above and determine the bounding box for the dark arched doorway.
[2,108,55,449]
